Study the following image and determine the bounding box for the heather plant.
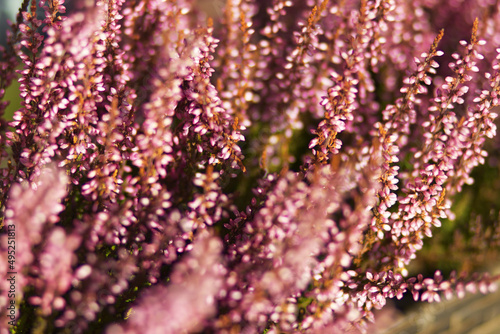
[1,0,500,333]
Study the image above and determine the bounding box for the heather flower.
[1,0,500,333]
[309,0,397,164]
[447,46,500,194]
[215,0,257,127]
[0,165,67,327]
[221,171,328,332]
[30,227,81,316]
[384,20,487,270]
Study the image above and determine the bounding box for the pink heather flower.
[216,0,257,127]
[1,1,500,333]
[30,227,81,316]
[0,165,67,327]
[447,45,500,194]
[107,232,224,334]
[309,0,397,164]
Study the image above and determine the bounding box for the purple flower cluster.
[1,0,500,333]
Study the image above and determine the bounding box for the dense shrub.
[1,0,500,333]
